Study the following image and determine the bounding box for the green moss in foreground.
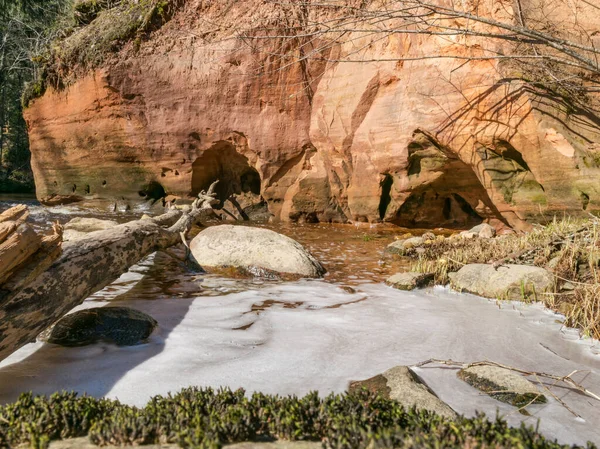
[0,388,596,449]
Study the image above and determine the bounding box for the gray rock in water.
[458,365,546,407]
[349,366,457,419]
[449,264,554,300]
[190,225,325,278]
[386,272,434,291]
[41,307,157,347]
[386,237,424,255]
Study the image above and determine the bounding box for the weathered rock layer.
[25,0,600,229]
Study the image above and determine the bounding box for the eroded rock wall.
[25,0,600,229]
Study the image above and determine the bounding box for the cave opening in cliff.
[138,181,167,203]
[191,141,261,204]
[393,191,482,229]
[378,174,393,220]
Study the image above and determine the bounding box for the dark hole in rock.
[138,181,166,202]
[378,174,393,220]
[496,140,532,172]
[581,192,590,210]
[102,180,107,187]
[407,142,424,176]
[443,197,452,220]
[394,191,482,229]
[453,194,482,222]
[241,170,261,195]
[71,184,77,193]
[191,141,262,204]
[84,185,91,194]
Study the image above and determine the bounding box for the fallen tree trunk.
[0,182,219,362]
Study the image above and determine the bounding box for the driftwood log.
[0,181,220,362]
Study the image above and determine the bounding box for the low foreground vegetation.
[407,217,600,339]
[1,388,596,449]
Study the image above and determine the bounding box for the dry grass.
[407,217,600,339]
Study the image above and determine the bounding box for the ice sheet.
[0,281,598,446]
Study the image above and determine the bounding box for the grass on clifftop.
[406,217,600,339]
[1,388,596,449]
[23,0,178,107]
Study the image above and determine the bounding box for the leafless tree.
[235,0,600,103]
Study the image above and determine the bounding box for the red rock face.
[25,0,600,229]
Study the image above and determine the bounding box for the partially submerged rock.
[349,366,457,419]
[458,365,547,407]
[386,272,434,291]
[190,225,325,278]
[41,307,157,347]
[386,236,424,255]
[449,264,554,300]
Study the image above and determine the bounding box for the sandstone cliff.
[25,0,600,229]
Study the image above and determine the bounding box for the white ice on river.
[1,256,599,446]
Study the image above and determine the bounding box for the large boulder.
[349,366,457,419]
[40,307,157,347]
[190,225,325,278]
[449,264,554,300]
[458,365,546,407]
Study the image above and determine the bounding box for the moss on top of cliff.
[23,0,178,107]
[56,0,166,68]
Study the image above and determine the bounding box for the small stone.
[459,223,496,239]
[41,307,157,347]
[422,232,436,241]
[386,272,434,291]
[350,366,457,419]
[458,365,546,407]
[386,237,424,255]
[403,236,424,248]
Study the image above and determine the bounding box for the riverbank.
[389,218,600,340]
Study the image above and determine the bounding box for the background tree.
[0,0,71,193]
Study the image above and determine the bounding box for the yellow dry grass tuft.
[407,216,600,339]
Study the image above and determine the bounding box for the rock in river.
[449,264,554,301]
[458,365,546,407]
[349,366,457,419]
[190,225,325,278]
[41,307,157,347]
[386,272,434,291]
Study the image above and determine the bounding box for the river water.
[0,198,599,446]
